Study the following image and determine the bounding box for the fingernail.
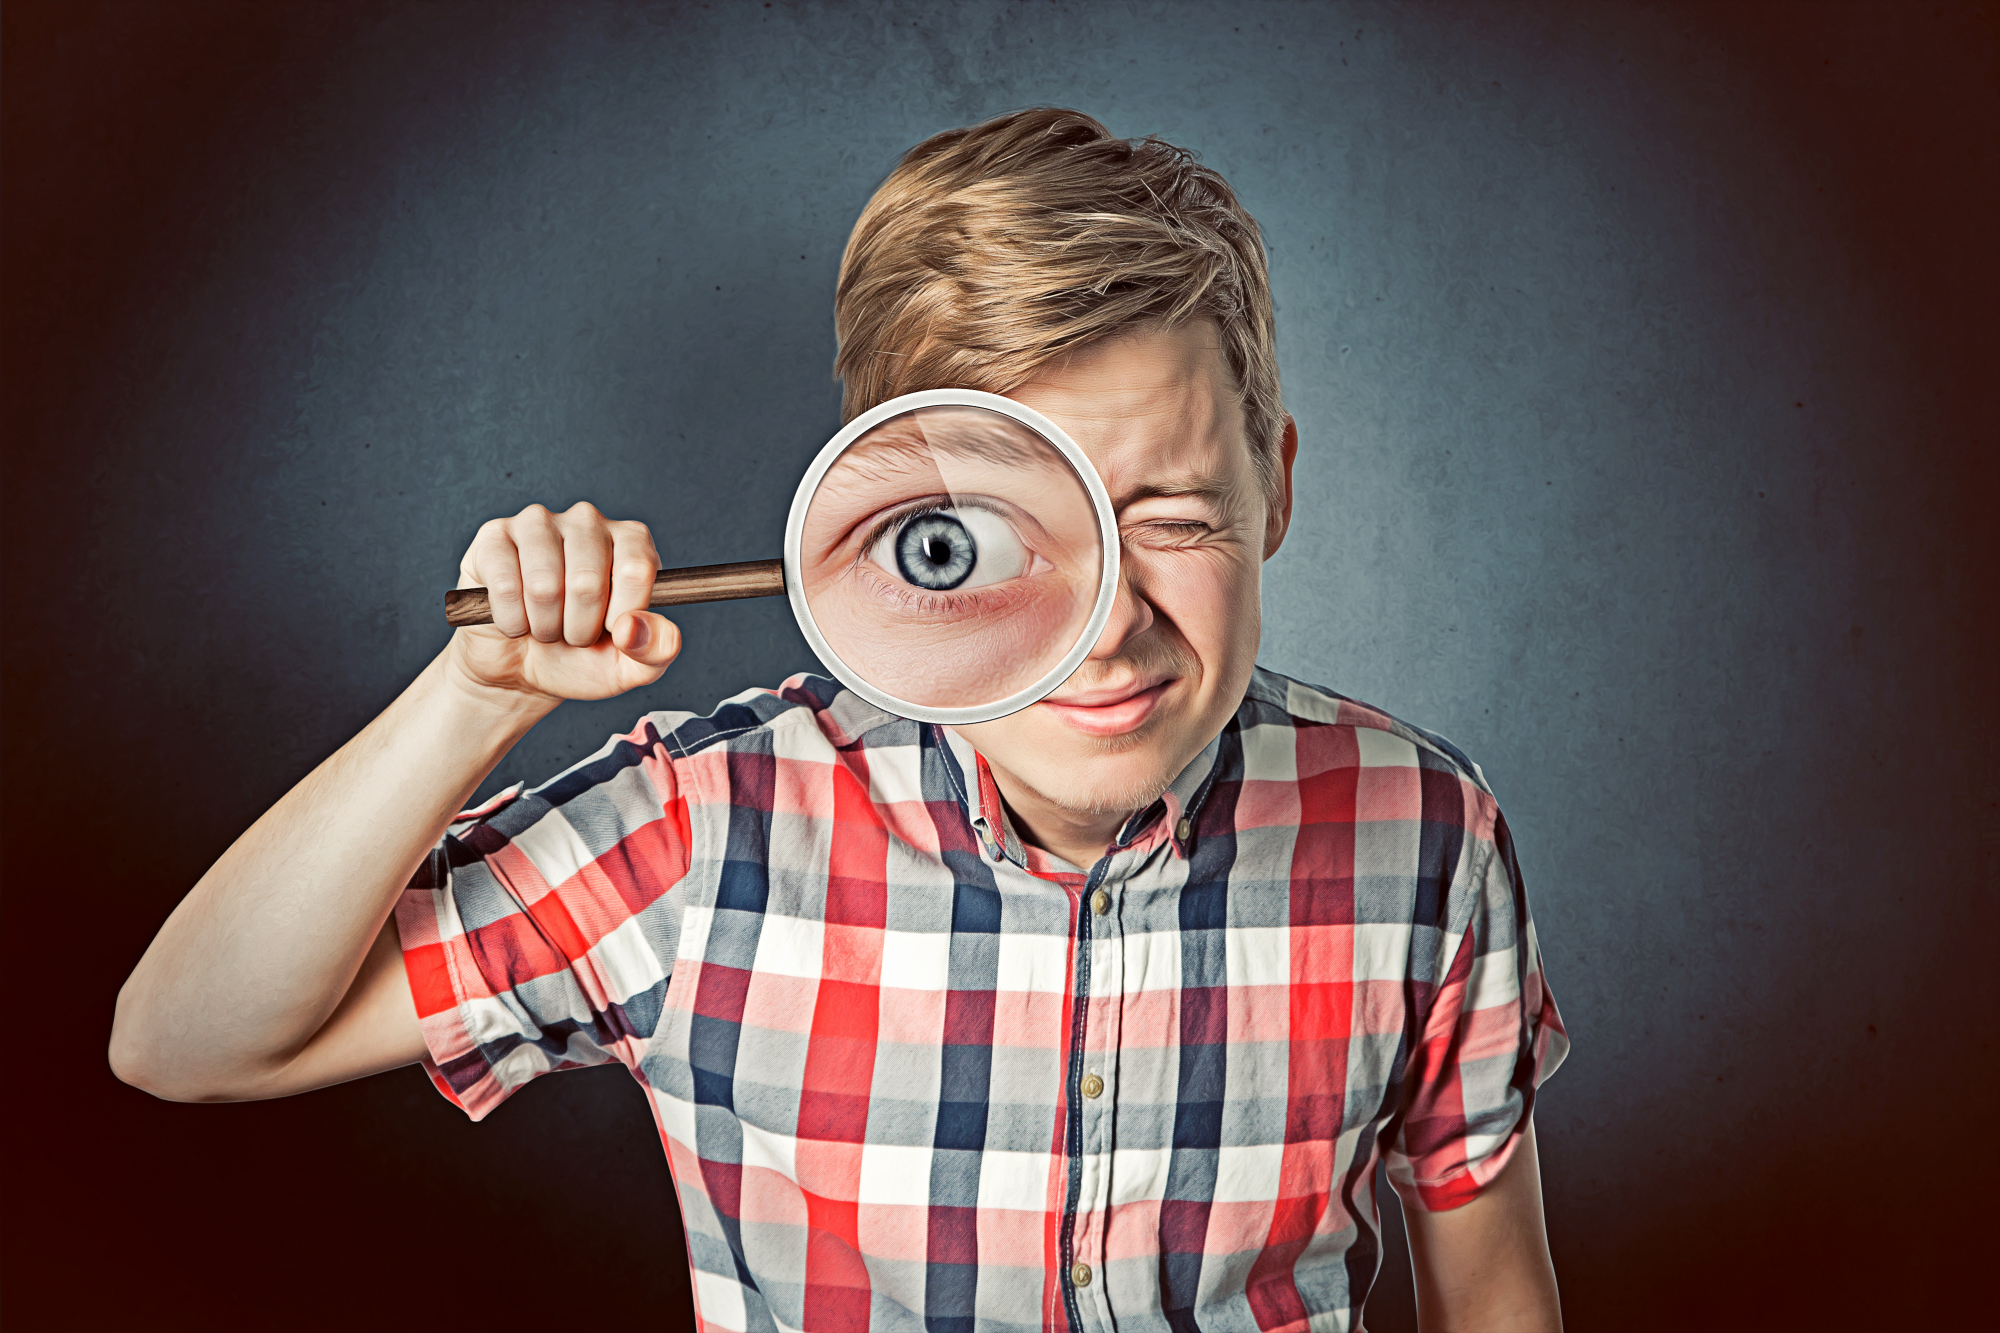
[626,617,650,651]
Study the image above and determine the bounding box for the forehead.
[1005,322,1252,498]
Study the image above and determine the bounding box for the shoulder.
[630,673,932,814]
[1235,666,1502,831]
[1234,670,1525,952]
[452,673,909,838]
[646,672,919,761]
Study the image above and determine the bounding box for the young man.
[112,109,1567,1332]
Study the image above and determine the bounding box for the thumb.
[612,611,681,669]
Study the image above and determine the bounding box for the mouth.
[1037,677,1175,736]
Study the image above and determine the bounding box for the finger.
[611,610,681,669]
[605,520,661,630]
[558,501,614,647]
[509,504,567,643]
[465,519,529,638]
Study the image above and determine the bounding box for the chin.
[1008,725,1188,816]
[963,669,1238,820]
[1030,769,1179,818]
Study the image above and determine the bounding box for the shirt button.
[1071,1262,1093,1288]
[1091,889,1110,915]
[1081,1072,1104,1099]
[1175,816,1192,841]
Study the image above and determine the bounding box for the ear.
[1262,414,1300,560]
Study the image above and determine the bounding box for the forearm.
[110,647,555,1098]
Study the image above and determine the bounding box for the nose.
[1086,563,1155,660]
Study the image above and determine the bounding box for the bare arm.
[1403,1120,1562,1332]
[109,501,678,1102]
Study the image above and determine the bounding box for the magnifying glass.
[442,389,1119,724]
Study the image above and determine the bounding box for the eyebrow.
[846,412,1058,474]
[1117,474,1239,507]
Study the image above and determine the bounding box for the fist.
[450,500,680,704]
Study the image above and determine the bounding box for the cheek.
[1137,548,1263,662]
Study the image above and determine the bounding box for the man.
[112,109,1567,1332]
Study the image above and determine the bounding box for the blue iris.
[895,512,976,590]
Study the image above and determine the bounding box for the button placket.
[1072,859,1124,1328]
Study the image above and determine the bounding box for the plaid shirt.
[396,667,1566,1333]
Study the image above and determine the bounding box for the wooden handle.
[444,559,786,628]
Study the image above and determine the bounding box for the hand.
[448,500,680,705]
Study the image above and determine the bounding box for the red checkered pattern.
[396,669,1567,1332]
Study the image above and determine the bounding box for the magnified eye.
[869,506,1028,592]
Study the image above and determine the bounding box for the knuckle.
[566,567,605,597]
[615,558,657,584]
[566,499,602,519]
[522,575,563,604]
[517,502,552,521]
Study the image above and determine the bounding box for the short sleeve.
[393,714,695,1121]
[1384,809,1568,1211]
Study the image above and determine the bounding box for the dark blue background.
[4,2,1993,1328]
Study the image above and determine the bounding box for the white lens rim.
[783,388,1121,726]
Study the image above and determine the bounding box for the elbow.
[107,1002,187,1100]
[108,1049,187,1101]
[108,985,159,1092]
[108,1035,246,1104]
[108,987,241,1103]
[108,1030,182,1101]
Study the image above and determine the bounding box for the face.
[952,320,1296,817]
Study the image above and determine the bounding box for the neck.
[981,760,1131,870]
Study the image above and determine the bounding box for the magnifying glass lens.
[798,404,1103,712]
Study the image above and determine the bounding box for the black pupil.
[895,512,976,591]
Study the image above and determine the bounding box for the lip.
[1037,678,1175,736]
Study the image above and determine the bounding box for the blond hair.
[834,108,1284,492]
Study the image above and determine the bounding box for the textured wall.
[4,2,1992,1328]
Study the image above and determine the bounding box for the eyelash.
[1128,520,1216,546]
[849,559,1035,616]
[856,497,952,554]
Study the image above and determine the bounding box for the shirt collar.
[938,725,1223,869]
